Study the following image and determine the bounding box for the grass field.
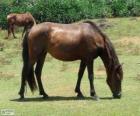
[0,17,140,116]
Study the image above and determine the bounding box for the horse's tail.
[22,30,37,92]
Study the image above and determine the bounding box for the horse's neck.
[100,51,112,77]
[100,47,119,78]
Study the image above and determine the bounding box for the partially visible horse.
[18,21,123,100]
[6,12,36,39]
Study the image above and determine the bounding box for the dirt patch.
[115,36,140,55]
[0,57,11,65]
[45,54,53,62]
[136,74,140,81]
[95,65,106,77]
[0,71,15,80]
[0,42,4,51]
[95,70,105,77]
[97,19,113,30]
[116,37,140,46]
[60,63,68,72]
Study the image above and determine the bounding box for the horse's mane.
[84,21,121,78]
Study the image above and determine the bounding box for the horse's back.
[28,22,105,61]
[7,13,35,26]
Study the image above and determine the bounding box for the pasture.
[0,17,140,116]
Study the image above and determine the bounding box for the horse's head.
[107,64,123,99]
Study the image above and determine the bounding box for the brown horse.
[6,12,36,39]
[18,21,123,100]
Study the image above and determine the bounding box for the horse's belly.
[48,50,80,61]
[48,44,84,61]
[47,41,84,61]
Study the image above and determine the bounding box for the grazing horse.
[6,12,36,39]
[18,21,123,100]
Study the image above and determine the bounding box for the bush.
[0,0,140,29]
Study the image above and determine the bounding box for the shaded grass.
[0,17,140,116]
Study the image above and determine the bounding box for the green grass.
[0,17,140,116]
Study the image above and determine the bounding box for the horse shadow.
[10,96,113,102]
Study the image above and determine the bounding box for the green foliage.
[0,4,10,28]
[0,0,140,29]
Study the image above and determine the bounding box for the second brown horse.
[19,21,123,100]
[7,12,36,39]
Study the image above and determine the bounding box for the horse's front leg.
[87,60,99,100]
[11,25,16,38]
[75,60,86,98]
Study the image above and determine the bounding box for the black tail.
[22,30,37,92]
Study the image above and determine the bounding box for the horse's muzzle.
[113,92,121,99]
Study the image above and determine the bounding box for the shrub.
[0,0,140,29]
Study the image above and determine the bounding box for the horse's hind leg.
[75,60,86,98]
[18,62,28,99]
[87,60,99,100]
[35,52,48,99]
[11,25,16,38]
[7,24,11,39]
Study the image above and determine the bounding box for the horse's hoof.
[77,93,84,98]
[42,94,49,99]
[91,95,100,101]
[18,92,24,100]
[18,95,24,100]
[113,93,121,99]
[19,97,24,101]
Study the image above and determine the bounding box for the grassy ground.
[0,17,140,116]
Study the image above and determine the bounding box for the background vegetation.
[0,0,140,28]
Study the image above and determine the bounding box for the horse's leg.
[75,60,86,98]
[11,25,16,38]
[87,60,99,100]
[7,24,12,39]
[18,62,27,99]
[18,61,33,99]
[19,61,36,99]
[35,52,48,99]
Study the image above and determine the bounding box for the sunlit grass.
[0,17,140,116]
